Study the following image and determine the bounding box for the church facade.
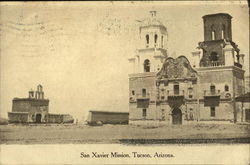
[8,84,74,124]
[128,12,246,125]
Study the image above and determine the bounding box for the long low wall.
[48,114,74,123]
[87,111,129,124]
[8,112,28,123]
[129,120,166,127]
[8,112,74,124]
[129,119,234,126]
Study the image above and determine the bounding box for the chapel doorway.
[35,114,42,123]
[172,108,182,125]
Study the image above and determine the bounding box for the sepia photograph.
[0,1,249,164]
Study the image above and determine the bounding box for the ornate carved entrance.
[172,108,182,125]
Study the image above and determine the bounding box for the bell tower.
[128,11,168,74]
[128,11,168,125]
[139,11,167,50]
[195,13,245,123]
[198,13,243,68]
[203,13,232,41]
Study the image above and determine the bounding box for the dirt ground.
[0,123,249,144]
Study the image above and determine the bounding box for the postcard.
[0,1,249,164]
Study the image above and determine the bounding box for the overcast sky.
[0,1,249,120]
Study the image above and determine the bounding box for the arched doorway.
[35,114,42,123]
[172,108,182,125]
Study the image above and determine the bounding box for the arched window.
[211,24,215,40]
[154,34,158,47]
[210,51,218,61]
[222,24,225,39]
[210,85,216,94]
[131,90,135,95]
[144,59,150,72]
[225,85,229,92]
[212,31,215,40]
[161,36,164,48]
[37,84,43,92]
[146,34,149,47]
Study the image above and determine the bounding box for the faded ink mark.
[0,14,64,57]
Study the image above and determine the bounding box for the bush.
[87,121,103,126]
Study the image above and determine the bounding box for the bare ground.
[0,123,249,144]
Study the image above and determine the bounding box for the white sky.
[0,1,249,120]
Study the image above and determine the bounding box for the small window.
[225,85,229,92]
[189,108,194,120]
[142,88,146,97]
[146,34,149,47]
[131,90,135,95]
[161,36,164,48]
[210,107,215,117]
[246,109,250,121]
[161,96,165,100]
[164,81,168,86]
[142,109,147,118]
[188,87,193,98]
[161,109,165,120]
[210,85,216,94]
[174,84,179,95]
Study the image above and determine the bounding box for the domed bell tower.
[129,11,168,74]
[128,11,168,124]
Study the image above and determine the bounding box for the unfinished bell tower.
[198,13,244,68]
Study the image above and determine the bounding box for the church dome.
[139,11,165,29]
